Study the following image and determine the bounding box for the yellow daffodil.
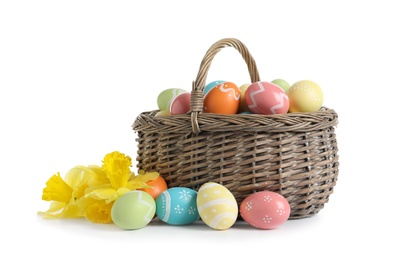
[81,151,159,223]
[39,151,160,224]
[102,151,132,189]
[38,165,105,219]
[82,152,159,204]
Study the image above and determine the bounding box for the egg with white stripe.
[196,182,238,230]
[245,81,289,115]
[111,190,156,230]
[155,187,199,225]
[203,82,241,114]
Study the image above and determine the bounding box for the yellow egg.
[196,182,238,230]
[287,80,324,112]
[155,110,171,117]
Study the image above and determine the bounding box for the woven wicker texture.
[132,38,339,219]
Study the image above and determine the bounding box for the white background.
[1,0,392,259]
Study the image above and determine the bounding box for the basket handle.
[190,38,261,133]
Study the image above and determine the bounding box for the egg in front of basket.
[240,191,291,230]
[203,82,241,114]
[197,182,238,230]
[111,190,156,230]
[155,187,199,225]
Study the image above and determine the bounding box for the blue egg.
[204,80,225,95]
[155,187,199,225]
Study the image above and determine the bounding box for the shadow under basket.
[132,38,339,220]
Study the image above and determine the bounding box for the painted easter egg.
[111,190,156,230]
[196,182,238,230]
[204,80,225,95]
[245,81,289,115]
[287,80,324,112]
[155,110,171,117]
[139,175,168,200]
[238,83,251,113]
[170,92,191,115]
[157,88,188,111]
[271,79,291,92]
[203,82,241,114]
[155,187,199,225]
[240,191,291,230]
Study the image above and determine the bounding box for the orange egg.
[203,82,240,114]
[139,175,168,199]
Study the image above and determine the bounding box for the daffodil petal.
[60,204,84,218]
[38,201,83,219]
[38,201,65,216]
[133,171,159,182]
[126,182,151,190]
[76,196,96,213]
[85,188,116,201]
[125,172,159,190]
[116,187,130,198]
[74,165,109,187]
[65,167,88,188]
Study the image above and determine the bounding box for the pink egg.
[245,81,289,114]
[240,191,291,230]
[170,92,191,115]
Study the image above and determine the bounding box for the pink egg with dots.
[170,92,191,115]
[240,191,291,230]
[245,81,289,114]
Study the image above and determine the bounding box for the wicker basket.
[132,38,339,219]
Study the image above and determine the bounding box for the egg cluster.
[156,79,324,116]
[111,178,291,231]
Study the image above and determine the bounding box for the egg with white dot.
[287,80,324,112]
[271,78,291,92]
[240,191,290,230]
[196,182,238,230]
[155,187,199,225]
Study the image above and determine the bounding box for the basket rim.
[132,106,338,134]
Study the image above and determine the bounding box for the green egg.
[157,88,188,111]
[111,190,156,230]
[271,79,291,92]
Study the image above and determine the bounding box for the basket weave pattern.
[132,38,339,219]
